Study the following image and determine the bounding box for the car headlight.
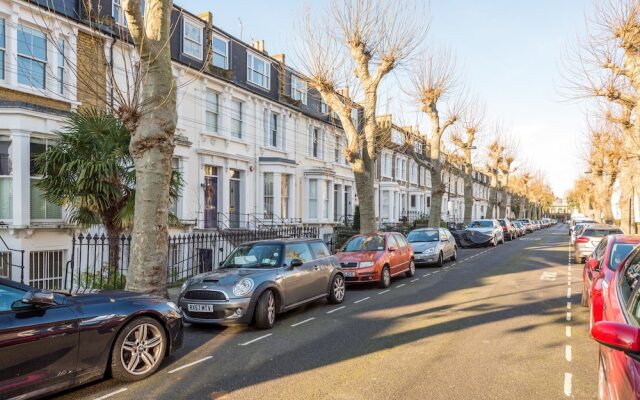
[167,301,181,313]
[232,278,254,297]
[424,247,436,254]
[358,261,375,268]
[180,279,190,294]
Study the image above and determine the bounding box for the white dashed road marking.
[423,273,431,277]
[396,284,406,288]
[94,388,128,400]
[565,345,572,362]
[168,356,213,373]
[378,289,390,295]
[564,373,572,396]
[567,288,571,299]
[239,334,272,346]
[411,278,420,282]
[354,297,370,304]
[291,318,315,327]
[567,302,571,310]
[326,306,346,314]
[566,312,571,321]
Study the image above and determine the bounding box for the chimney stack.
[198,11,213,25]
[273,53,286,64]
[252,40,266,54]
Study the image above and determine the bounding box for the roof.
[583,224,621,230]
[609,235,640,244]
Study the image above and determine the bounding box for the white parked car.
[466,219,505,247]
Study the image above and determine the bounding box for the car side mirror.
[592,321,640,353]
[290,259,304,268]
[587,258,600,271]
[22,290,55,307]
[388,246,397,252]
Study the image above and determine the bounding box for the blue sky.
[176,0,591,196]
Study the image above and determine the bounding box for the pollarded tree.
[295,0,427,233]
[407,49,462,228]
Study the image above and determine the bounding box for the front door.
[0,284,79,398]
[229,173,240,229]
[204,176,218,229]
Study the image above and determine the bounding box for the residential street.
[53,224,597,400]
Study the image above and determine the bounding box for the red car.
[335,232,415,288]
[582,235,640,329]
[591,244,640,399]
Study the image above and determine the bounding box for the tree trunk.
[105,225,122,288]
[429,162,444,228]
[124,0,177,297]
[620,158,635,234]
[463,171,473,225]
[352,157,377,233]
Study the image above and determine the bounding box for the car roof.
[582,224,620,230]
[609,235,640,244]
[0,277,32,291]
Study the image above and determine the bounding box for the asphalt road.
[53,224,597,400]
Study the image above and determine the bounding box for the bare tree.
[117,0,178,296]
[451,100,484,225]
[406,49,462,227]
[294,0,427,233]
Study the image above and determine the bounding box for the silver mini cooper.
[178,238,345,329]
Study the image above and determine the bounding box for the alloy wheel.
[120,323,164,376]
[383,268,391,287]
[267,291,276,325]
[333,275,345,301]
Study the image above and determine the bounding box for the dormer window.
[183,16,203,60]
[247,51,270,89]
[291,75,307,104]
[212,34,228,69]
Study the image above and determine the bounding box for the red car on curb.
[335,232,415,288]
[582,235,640,329]
[591,244,640,399]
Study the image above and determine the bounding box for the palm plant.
[35,109,182,278]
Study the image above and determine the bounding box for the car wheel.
[328,274,346,304]
[581,282,589,307]
[436,252,443,267]
[406,259,415,277]
[379,266,391,288]
[111,317,166,382]
[254,290,276,330]
[501,235,505,244]
[491,236,497,247]
[450,247,457,261]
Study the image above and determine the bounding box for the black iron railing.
[0,234,25,283]
[65,226,320,291]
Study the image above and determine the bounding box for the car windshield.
[221,244,281,268]
[498,220,507,226]
[343,235,385,251]
[468,220,492,228]
[609,243,638,271]
[407,230,439,243]
[583,229,623,237]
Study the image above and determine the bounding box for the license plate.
[344,271,356,277]
[187,304,214,312]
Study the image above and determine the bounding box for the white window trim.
[17,25,48,90]
[204,89,219,133]
[182,16,204,60]
[247,51,271,90]
[211,33,229,69]
[0,17,5,82]
[291,75,307,105]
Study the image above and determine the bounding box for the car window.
[387,235,398,250]
[584,229,623,237]
[407,230,439,243]
[309,241,330,258]
[609,243,638,271]
[343,235,385,252]
[395,235,408,248]
[621,248,640,306]
[284,243,313,265]
[593,239,608,260]
[0,284,26,312]
[468,220,492,228]
[222,244,281,268]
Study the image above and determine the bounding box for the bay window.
[308,179,318,219]
[280,174,289,219]
[264,173,274,219]
[0,137,11,220]
[30,138,61,220]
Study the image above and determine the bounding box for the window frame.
[263,172,274,219]
[204,89,219,132]
[247,51,271,90]
[211,33,229,69]
[182,16,204,60]
[291,75,307,105]
[0,17,5,81]
[56,38,65,94]
[17,25,47,90]
[29,137,62,221]
[230,99,243,138]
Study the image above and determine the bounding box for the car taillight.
[576,237,589,243]
[502,226,508,231]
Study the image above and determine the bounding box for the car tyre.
[450,247,457,261]
[491,236,497,247]
[436,252,444,267]
[111,317,166,382]
[328,274,346,304]
[254,290,276,330]
[379,266,391,288]
[406,259,415,277]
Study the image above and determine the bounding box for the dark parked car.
[0,278,183,399]
[179,239,345,329]
[498,218,517,241]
